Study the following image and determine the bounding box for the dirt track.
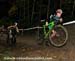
[0,24,75,61]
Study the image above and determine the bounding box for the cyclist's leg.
[50,20,61,38]
[50,21,57,38]
[12,29,16,45]
[51,30,56,38]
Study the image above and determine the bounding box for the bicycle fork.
[43,25,51,39]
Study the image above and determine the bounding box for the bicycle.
[38,20,68,47]
[0,25,17,46]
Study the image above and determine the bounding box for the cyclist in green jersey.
[46,9,63,38]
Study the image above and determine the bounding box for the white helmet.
[56,9,63,14]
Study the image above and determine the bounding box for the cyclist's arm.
[46,14,54,26]
[14,22,19,32]
[46,21,48,26]
[8,22,17,28]
[59,18,63,22]
[8,25,15,29]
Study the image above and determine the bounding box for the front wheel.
[49,25,68,47]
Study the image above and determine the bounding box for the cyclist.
[46,9,63,38]
[7,15,19,46]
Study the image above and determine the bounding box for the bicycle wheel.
[36,28,45,44]
[49,25,68,47]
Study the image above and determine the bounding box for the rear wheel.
[49,25,68,47]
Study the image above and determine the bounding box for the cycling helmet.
[56,9,63,14]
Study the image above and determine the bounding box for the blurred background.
[0,0,75,28]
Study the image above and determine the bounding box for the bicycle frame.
[43,21,55,39]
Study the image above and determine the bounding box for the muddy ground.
[0,24,75,61]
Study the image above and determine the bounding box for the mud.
[0,24,75,61]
